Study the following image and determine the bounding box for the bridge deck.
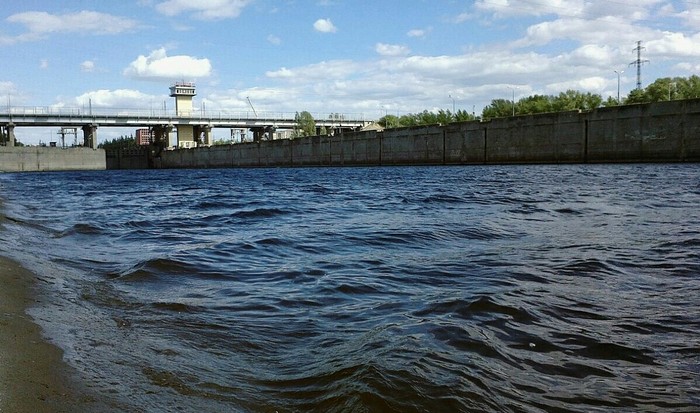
[0,107,367,129]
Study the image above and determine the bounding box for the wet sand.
[0,257,115,413]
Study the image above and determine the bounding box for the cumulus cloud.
[74,89,158,108]
[314,18,337,33]
[375,43,411,57]
[647,32,700,57]
[266,60,359,82]
[123,48,212,80]
[4,11,138,43]
[155,0,252,20]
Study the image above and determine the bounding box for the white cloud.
[453,12,473,23]
[647,31,700,57]
[545,76,608,94]
[375,43,411,57]
[675,62,700,73]
[40,59,49,69]
[123,48,212,80]
[267,34,281,45]
[155,0,252,20]
[266,60,358,82]
[407,28,431,38]
[0,81,16,95]
[314,18,337,33]
[74,89,158,108]
[677,6,700,29]
[4,11,138,43]
[473,0,637,19]
[81,61,96,73]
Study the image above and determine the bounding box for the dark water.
[0,165,699,412]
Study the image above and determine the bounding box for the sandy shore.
[0,257,117,413]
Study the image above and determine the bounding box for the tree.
[482,99,515,119]
[454,109,476,122]
[98,135,137,150]
[379,114,400,128]
[623,75,700,104]
[602,96,620,107]
[518,94,554,114]
[292,111,316,138]
[551,90,602,111]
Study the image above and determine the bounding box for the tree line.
[372,74,700,129]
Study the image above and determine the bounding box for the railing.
[0,106,367,123]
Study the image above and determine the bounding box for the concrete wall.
[153,99,700,169]
[106,147,149,170]
[0,147,106,172]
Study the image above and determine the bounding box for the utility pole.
[629,40,649,90]
[614,70,624,104]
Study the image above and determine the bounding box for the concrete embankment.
[0,147,106,172]
[136,99,700,169]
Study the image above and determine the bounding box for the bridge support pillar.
[151,125,173,149]
[4,123,16,147]
[82,124,98,149]
[266,126,276,140]
[252,127,265,142]
[194,125,212,146]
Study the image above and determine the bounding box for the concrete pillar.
[252,127,265,142]
[266,126,276,140]
[151,124,173,149]
[6,123,16,147]
[82,124,98,149]
[194,125,212,146]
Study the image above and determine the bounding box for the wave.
[230,208,289,219]
[109,257,226,283]
[55,222,105,237]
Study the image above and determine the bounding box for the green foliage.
[380,110,477,129]
[482,99,515,119]
[625,75,700,104]
[482,90,603,119]
[379,115,400,128]
[293,111,316,138]
[98,135,137,150]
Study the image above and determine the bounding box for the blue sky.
[2,0,699,144]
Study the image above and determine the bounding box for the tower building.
[169,82,210,148]
[169,82,196,116]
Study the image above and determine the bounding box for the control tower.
[169,82,210,147]
[170,82,196,116]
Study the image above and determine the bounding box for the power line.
[629,40,650,90]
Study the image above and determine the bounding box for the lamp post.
[614,70,624,105]
[668,82,676,101]
[508,86,517,116]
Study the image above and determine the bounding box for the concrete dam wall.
[154,99,700,168]
[0,147,106,172]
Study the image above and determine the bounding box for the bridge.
[0,106,369,149]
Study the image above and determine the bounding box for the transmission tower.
[629,40,649,90]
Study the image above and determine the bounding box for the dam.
[140,98,699,169]
[2,96,699,172]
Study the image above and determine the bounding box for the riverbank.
[0,257,115,413]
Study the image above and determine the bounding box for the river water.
[0,165,698,412]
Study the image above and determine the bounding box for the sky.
[1,0,700,144]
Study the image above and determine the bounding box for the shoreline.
[0,256,116,413]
